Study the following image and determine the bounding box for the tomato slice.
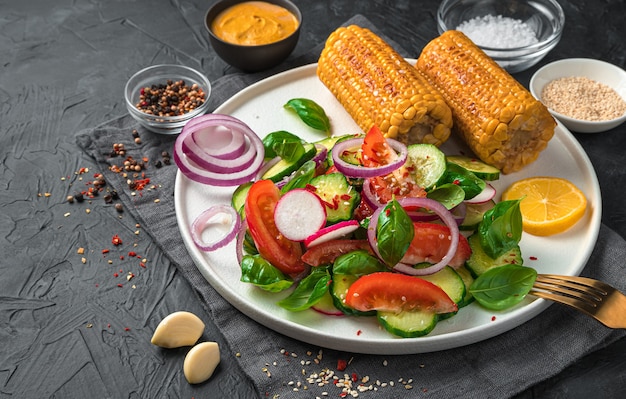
[244,179,305,276]
[360,125,393,167]
[361,126,426,204]
[301,239,373,267]
[400,222,471,268]
[345,272,457,314]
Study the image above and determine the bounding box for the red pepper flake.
[128,251,137,257]
[113,273,119,277]
[107,323,111,328]
[356,329,362,336]
[529,256,538,261]
[124,327,130,331]
[117,284,123,287]
[453,179,461,185]
[351,373,358,382]
[337,358,348,371]
[139,262,146,268]
[102,249,110,254]
[112,234,122,246]
[132,178,151,191]
[119,255,125,260]
[339,392,348,398]
[492,316,497,321]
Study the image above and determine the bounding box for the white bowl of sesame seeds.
[530,58,626,133]
[437,0,565,73]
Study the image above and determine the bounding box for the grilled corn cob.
[317,25,453,146]
[416,30,556,174]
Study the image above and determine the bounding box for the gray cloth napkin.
[76,15,626,399]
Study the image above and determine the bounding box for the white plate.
[174,63,602,354]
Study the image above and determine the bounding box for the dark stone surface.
[1,0,625,397]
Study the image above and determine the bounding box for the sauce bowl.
[204,0,302,72]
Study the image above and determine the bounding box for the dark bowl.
[204,0,302,72]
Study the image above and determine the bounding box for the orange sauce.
[211,1,298,46]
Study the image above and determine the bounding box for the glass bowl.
[124,64,211,135]
[530,58,626,133]
[437,0,565,73]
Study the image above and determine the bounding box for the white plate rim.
[174,63,602,355]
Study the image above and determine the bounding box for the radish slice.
[312,293,344,316]
[274,189,327,242]
[305,220,360,248]
[465,183,496,204]
[191,205,241,252]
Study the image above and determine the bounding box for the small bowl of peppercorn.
[530,58,626,133]
[437,0,565,73]
[124,64,211,135]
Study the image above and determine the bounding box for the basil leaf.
[281,160,316,193]
[284,98,331,135]
[277,266,331,311]
[469,264,537,310]
[240,255,293,292]
[426,183,466,210]
[479,199,523,259]
[376,199,414,267]
[441,163,486,200]
[262,130,304,160]
[332,250,387,276]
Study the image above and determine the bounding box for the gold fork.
[530,274,626,329]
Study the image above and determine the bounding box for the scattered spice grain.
[541,76,626,121]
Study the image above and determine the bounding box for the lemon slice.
[501,176,587,236]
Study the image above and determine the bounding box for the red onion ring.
[191,124,246,159]
[191,205,241,252]
[174,114,265,186]
[331,137,408,178]
[235,219,248,265]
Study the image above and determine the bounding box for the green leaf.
[478,199,523,259]
[240,255,293,292]
[376,199,414,267]
[440,163,486,200]
[262,130,305,161]
[469,264,537,310]
[426,183,466,210]
[332,250,387,276]
[277,266,331,311]
[284,98,331,134]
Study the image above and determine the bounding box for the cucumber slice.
[377,310,438,338]
[405,143,447,190]
[454,265,475,308]
[262,143,316,182]
[466,233,523,277]
[231,181,252,213]
[312,289,344,316]
[309,172,361,223]
[330,274,375,316]
[419,266,465,306]
[460,200,496,231]
[447,155,500,181]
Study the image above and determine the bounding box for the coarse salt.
[456,14,538,49]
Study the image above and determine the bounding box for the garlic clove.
[183,341,221,384]
[151,311,205,348]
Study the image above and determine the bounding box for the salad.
[175,100,538,339]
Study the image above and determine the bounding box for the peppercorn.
[115,203,124,213]
[74,192,85,203]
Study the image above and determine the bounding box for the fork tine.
[538,274,613,294]
[529,289,600,316]
[535,275,607,303]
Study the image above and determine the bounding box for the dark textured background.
[1,0,626,398]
